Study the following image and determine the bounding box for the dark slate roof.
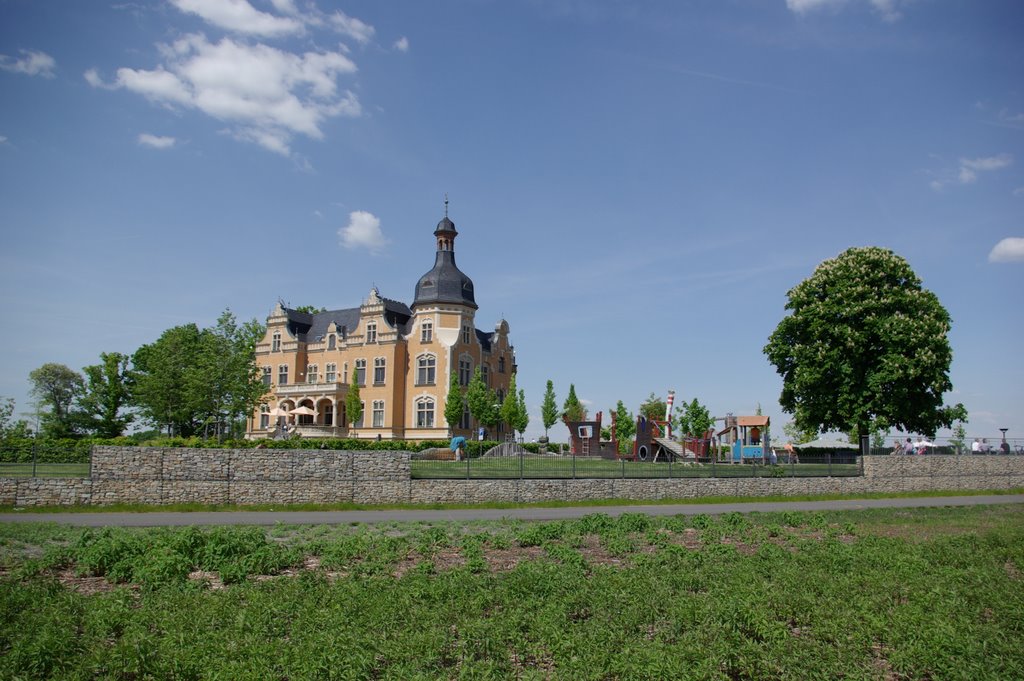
[434,216,457,235]
[476,328,493,353]
[413,250,478,310]
[284,298,413,343]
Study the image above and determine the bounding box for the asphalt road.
[1,494,1022,527]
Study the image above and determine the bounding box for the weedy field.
[1,505,1022,680]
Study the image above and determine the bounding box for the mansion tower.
[248,209,516,440]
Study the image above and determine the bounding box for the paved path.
[1,494,1022,527]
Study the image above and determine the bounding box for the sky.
[1,0,1022,443]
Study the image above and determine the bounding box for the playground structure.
[563,411,620,459]
[563,389,772,465]
[718,415,771,462]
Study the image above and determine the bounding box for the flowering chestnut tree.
[764,247,965,438]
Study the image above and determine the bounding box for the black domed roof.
[435,216,457,235]
[413,214,477,310]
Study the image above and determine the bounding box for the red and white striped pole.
[665,390,675,437]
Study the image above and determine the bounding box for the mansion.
[248,208,516,440]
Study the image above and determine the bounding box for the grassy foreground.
[1,505,1023,679]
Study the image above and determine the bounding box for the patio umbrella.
[290,406,316,416]
[267,407,290,418]
[794,438,859,449]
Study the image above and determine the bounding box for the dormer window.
[366,322,377,344]
[421,321,433,343]
[327,334,336,350]
[272,332,281,352]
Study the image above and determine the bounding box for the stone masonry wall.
[1,448,1022,507]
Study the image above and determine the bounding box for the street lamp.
[999,428,1009,455]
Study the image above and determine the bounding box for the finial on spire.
[444,193,449,218]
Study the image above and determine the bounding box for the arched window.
[262,366,272,387]
[259,404,269,429]
[366,322,377,344]
[272,332,281,352]
[421,321,433,343]
[459,357,472,386]
[327,334,336,350]
[372,400,385,428]
[325,363,337,383]
[278,364,288,385]
[416,398,435,428]
[417,354,436,386]
[355,359,367,386]
[373,357,386,385]
[306,364,318,384]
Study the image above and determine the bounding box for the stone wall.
[1,448,1023,507]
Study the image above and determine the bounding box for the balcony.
[276,381,345,396]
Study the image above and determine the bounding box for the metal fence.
[410,448,862,480]
[869,435,1024,456]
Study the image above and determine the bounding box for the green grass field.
[1,504,1022,679]
[412,455,860,479]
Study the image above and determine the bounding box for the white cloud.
[393,36,410,53]
[958,154,1013,184]
[90,33,360,156]
[339,210,390,254]
[328,10,375,44]
[0,135,7,145]
[137,133,176,149]
[1014,187,1024,197]
[988,237,1024,263]
[786,0,904,22]
[0,49,56,78]
[169,0,303,37]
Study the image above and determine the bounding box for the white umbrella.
[794,438,859,450]
[914,440,936,448]
[290,406,316,416]
[267,406,290,418]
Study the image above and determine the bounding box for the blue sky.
[1,0,1022,442]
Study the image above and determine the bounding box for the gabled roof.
[476,328,493,353]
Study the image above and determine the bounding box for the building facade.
[248,210,516,440]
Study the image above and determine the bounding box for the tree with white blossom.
[764,246,965,439]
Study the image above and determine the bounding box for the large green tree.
[131,324,204,436]
[28,363,85,438]
[562,384,586,422]
[541,380,558,438]
[77,352,133,438]
[675,397,713,438]
[764,246,965,437]
[444,371,464,433]
[193,310,266,437]
[638,392,667,422]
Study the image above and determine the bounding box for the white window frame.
[327,334,336,350]
[354,359,367,386]
[373,357,386,385]
[421,321,433,343]
[416,398,435,428]
[262,366,272,387]
[278,364,288,385]
[260,405,269,429]
[325,363,337,383]
[306,364,318,384]
[416,354,436,386]
[372,400,385,428]
[272,332,281,352]
[366,322,377,343]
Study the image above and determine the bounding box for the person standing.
[903,438,915,455]
[972,438,982,454]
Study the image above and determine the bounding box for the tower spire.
[444,193,449,218]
